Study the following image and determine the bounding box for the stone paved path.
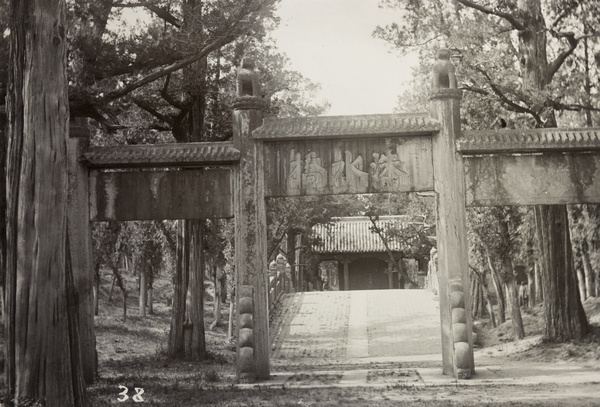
[271,289,442,365]
[266,289,600,393]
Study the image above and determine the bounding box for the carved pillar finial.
[233,57,266,110]
[430,49,462,100]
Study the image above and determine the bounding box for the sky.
[270,0,417,116]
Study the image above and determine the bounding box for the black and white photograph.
[1,0,600,405]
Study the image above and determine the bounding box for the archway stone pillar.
[233,59,269,381]
[429,49,475,379]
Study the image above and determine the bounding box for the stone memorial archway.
[71,51,600,383]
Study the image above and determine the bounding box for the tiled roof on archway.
[253,113,439,140]
[311,216,428,254]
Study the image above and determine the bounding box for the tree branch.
[112,0,159,7]
[100,33,235,104]
[552,101,600,112]
[454,0,524,30]
[460,84,488,96]
[473,65,544,125]
[546,31,579,84]
[132,97,174,125]
[161,74,187,110]
[550,2,580,30]
[145,4,182,28]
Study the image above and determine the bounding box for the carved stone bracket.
[449,278,472,379]
[237,285,256,382]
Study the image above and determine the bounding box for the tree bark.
[122,289,128,322]
[210,265,223,330]
[568,205,589,301]
[482,282,497,328]
[108,273,116,302]
[168,219,206,359]
[527,269,536,307]
[228,300,235,340]
[148,283,154,315]
[486,253,506,324]
[575,258,587,302]
[534,261,543,303]
[186,219,206,360]
[139,266,147,317]
[0,84,6,330]
[5,1,86,404]
[168,220,188,357]
[581,249,594,299]
[535,205,589,340]
[94,265,100,316]
[507,261,525,340]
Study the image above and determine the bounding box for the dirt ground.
[86,276,600,406]
[1,273,600,406]
[474,298,600,369]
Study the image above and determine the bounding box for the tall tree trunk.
[228,300,235,340]
[108,274,116,302]
[581,250,595,298]
[168,220,188,357]
[534,261,543,303]
[167,0,209,358]
[0,84,6,330]
[527,269,535,307]
[139,266,147,317]
[507,261,525,340]
[148,277,154,315]
[5,1,86,404]
[168,219,206,359]
[210,265,223,331]
[517,0,589,340]
[470,276,481,318]
[122,289,128,322]
[482,282,497,328]
[503,283,511,316]
[535,205,589,340]
[94,264,100,316]
[575,258,587,302]
[220,273,227,303]
[568,205,588,301]
[486,253,506,324]
[186,219,206,359]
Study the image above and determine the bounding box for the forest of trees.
[2,0,600,405]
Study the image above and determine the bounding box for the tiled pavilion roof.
[311,216,419,254]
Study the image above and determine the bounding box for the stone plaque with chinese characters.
[262,136,434,197]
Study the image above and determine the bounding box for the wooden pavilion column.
[429,49,475,379]
[233,59,269,381]
[343,260,350,291]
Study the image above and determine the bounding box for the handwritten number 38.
[118,385,145,402]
